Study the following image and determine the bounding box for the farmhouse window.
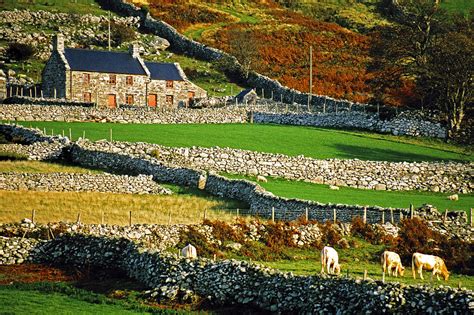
[166,95,173,105]
[166,80,173,88]
[126,76,133,85]
[109,74,116,85]
[83,73,90,84]
[126,94,134,105]
[83,92,91,103]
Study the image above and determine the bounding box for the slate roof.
[145,62,185,81]
[236,88,256,102]
[63,48,147,75]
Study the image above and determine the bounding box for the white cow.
[321,246,341,275]
[412,252,449,281]
[381,251,405,277]
[181,244,197,259]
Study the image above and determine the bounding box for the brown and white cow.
[412,252,449,281]
[321,246,341,275]
[381,251,405,277]
[181,244,197,259]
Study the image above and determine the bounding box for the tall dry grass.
[0,191,243,225]
[0,161,102,174]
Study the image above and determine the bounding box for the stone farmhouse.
[42,34,206,108]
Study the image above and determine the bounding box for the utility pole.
[308,45,313,110]
[108,11,111,51]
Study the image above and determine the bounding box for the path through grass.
[14,122,473,162]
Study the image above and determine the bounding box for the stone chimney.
[129,44,140,58]
[52,34,65,53]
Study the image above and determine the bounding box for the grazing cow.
[321,246,341,275]
[329,185,340,190]
[412,252,449,281]
[256,175,268,183]
[381,251,405,277]
[447,194,459,201]
[181,244,197,259]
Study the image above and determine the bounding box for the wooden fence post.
[390,208,394,224]
[400,211,403,221]
[410,204,414,219]
[333,209,337,223]
[168,209,171,225]
[204,209,207,221]
[364,270,367,280]
[236,208,239,218]
[31,209,36,223]
[470,208,473,227]
[129,211,132,226]
[444,209,448,222]
[271,207,275,223]
[43,127,46,135]
[69,128,72,140]
[76,212,81,223]
[363,207,367,224]
[62,130,65,137]
[381,211,385,224]
[82,130,86,139]
[305,207,309,221]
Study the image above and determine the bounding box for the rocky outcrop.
[0,172,171,195]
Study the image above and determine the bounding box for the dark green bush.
[6,42,36,61]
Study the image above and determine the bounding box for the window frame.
[166,80,174,88]
[126,94,134,105]
[83,73,90,85]
[126,76,133,86]
[109,74,116,85]
[83,92,91,103]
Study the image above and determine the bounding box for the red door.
[187,91,195,106]
[108,94,116,108]
[148,94,157,107]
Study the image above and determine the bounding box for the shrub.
[350,216,394,245]
[318,221,342,247]
[177,226,219,258]
[111,22,136,45]
[6,42,36,61]
[0,151,28,161]
[203,219,245,244]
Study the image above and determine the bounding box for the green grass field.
[256,240,474,290]
[13,122,473,162]
[225,175,474,213]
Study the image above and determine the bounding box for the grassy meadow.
[226,174,474,213]
[255,239,474,290]
[13,122,473,162]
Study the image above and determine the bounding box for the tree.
[228,29,259,78]
[426,30,473,137]
[6,42,36,61]
[369,0,473,137]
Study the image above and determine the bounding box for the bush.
[0,151,28,161]
[391,217,474,274]
[203,219,245,244]
[6,42,36,61]
[350,216,394,245]
[318,221,342,247]
[177,226,220,258]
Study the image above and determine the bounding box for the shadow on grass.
[332,143,463,162]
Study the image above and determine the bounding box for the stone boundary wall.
[0,104,247,124]
[0,234,472,313]
[0,103,447,139]
[1,124,469,224]
[68,141,409,224]
[0,172,171,195]
[3,96,94,107]
[146,143,471,193]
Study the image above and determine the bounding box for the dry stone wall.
[0,173,171,195]
[1,124,470,225]
[0,102,447,139]
[0,234,472,313]
[0,104,247,124]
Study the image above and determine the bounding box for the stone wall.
[1,124,470,225]
[0,102,447,139]
[0,172,171,195]
[0,234,471,313]
[3,96,94,107]
[0,104,247,124]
